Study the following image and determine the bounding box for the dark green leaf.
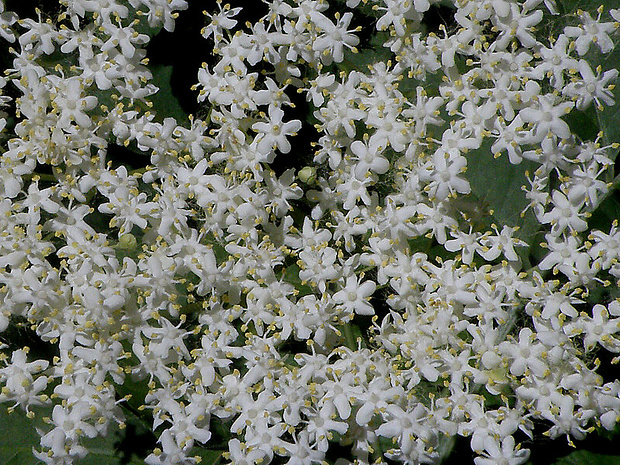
[192,449,224,465]
[148,64,190,125]
[116,377,150,416]
[552,0,620,150]
[464,142,540,242]
[0,405,149,465]
[0,407,44,465]
[0,404,222,464]
[342,322,364,350]
[282,263,314,296]
[597,44,620,150]
[565,106,601,142]
[587,188,620,233]
[554,450,620,465]
[338,34,393,73]
[133,15,164,38]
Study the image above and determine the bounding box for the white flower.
[565,8,617,56]
[282,430,325,465]
[518,93,574,142]
[588,221,620,270]
[0,349,49,410]
[99,22,149,58]
[314,76,365,140]
[492,4,543,50]
[544,395,591,441]
[252,105,302,156]
[51,403,100,441]
[402,86,445,136]
[531,35,578,89]
[224,438,266,465]
[305,72,337,107]
[416,200,458,244]
[375,0,422,36]
[479,225,526,262]
[567,162,609,209]
[333,274,376,316]
[298,246,340,292]
[491,117,525,164]
[499,328,548,377]
[366,107,409,153]
[49,76,98,129]
[445,228,483,265]
[538,232,588,277]
[312,11,360,64]
[285,216,332,250]
[260,168,303,217]
[376,403,434,457]
[18,14,59,55]
[474,436,530,465]
[202,2,242,43]
[305,403,349,452]
[539,190,589,235]
[0,1,17,42]
[99,190,159,235]
[145,429,198,465]
[571,304,620,352]
[350,138,389,179]
[420,151,470,201]
[564,60,618,111]
[214,35,250,74]
[355,378,404,426]
[335,172,374,210]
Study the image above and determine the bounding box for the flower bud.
[117,233,138,250]
[298,166,317,184]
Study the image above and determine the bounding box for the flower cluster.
[1,0,620,465]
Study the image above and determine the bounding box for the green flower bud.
[117,233,138,250]
[298,166,317,184]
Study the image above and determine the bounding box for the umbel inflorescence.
[1,0,620,464]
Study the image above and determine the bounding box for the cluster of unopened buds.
[0,0,620,464]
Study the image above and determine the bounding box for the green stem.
[343,323,357,350]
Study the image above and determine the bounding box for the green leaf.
[342,322,364,350]
[464,142,541,242]
[596,45,620,150]
[550,0,620,151]
[565,105,601,142]
[282,263,314,296]
[116,377,150,416]
[0,405,148,465]
[148,64,190,125]
[133,15,164,39]
[554,450,620,465]
[192,448,224,465]
[0,407,44,465]
[587,188,620,232]
[78,417,150,465]
[338,48,391,73]
[338,31,393,73]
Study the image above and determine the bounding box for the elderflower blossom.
[0,0,620,465]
